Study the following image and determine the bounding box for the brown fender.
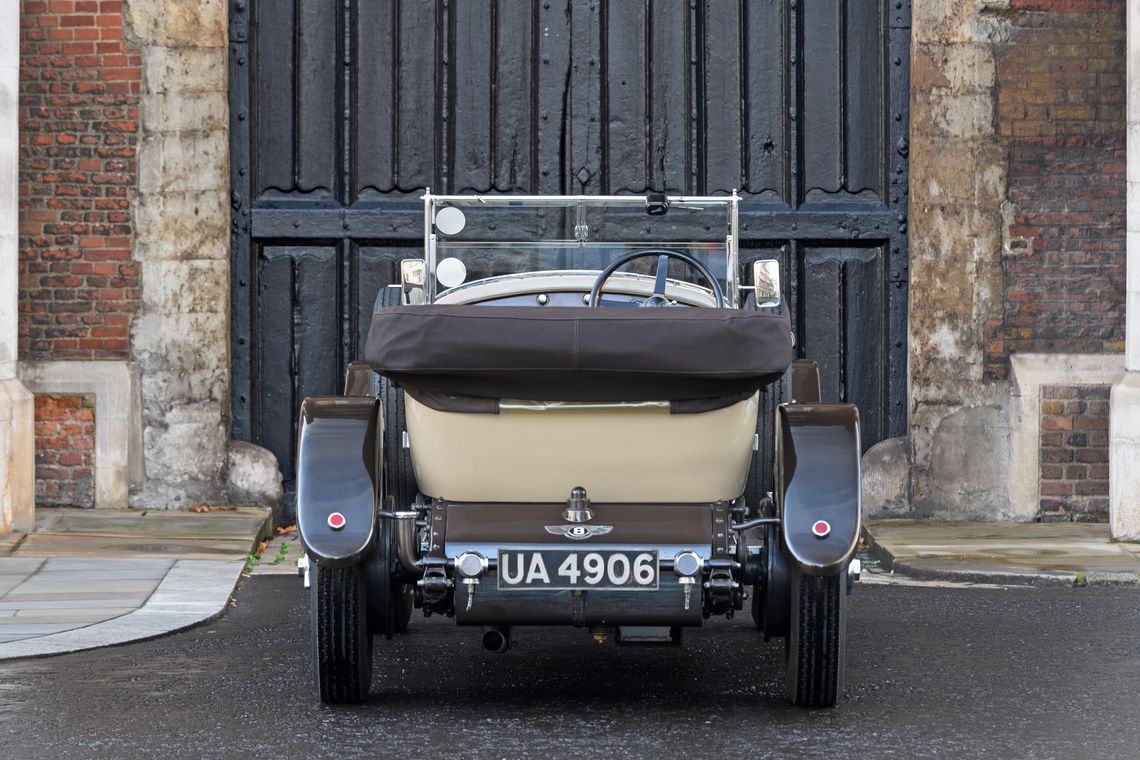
[789,360,821,403]
[776,403,861,576]
[296,397,380,567]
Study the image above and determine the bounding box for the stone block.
[0,3,16,68]
[139,260,229,314]
[861,437,910,519]
[136,362,228,418]
[0,379,34,533]
[0,231,16,375]
[141,400,227,482]
[1111,372,1140,540]
[138,131,228,195]
[913,87,996,140]
[143,46,227,96]
[133,311,227,364]
[132,191,229,258]
[143,91,228,134]
[917,402,1012,520]
[0,75,16,149]
[125,0,227,48]
[912,0,1010,46]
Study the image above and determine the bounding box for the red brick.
[1041,481,1074,497]
[33,394,95,507]
[1074,480,1109,496]
[18,0,140,365]
[987,6,1125,381]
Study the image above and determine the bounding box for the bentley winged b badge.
[545,524,614,541]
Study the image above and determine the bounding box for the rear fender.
[776,403,861,576]
[789,360,821,403]
[297,397,380,568]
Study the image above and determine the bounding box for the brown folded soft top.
[365,305,794,411]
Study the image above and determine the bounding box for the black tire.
[751,525,790,635]
[379,378,418,511]
[743,372,787,518]
[377,377,416,634]
[369,517,414,636]
[378,285,419,513]
[785,570,846,707]
[312,562,372,704]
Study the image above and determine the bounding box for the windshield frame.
[420,192,741,306]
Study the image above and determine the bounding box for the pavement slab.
[0,559,245,659]
[865,520,1140,586]
[0,532,27,555]
[18,507,271,560]
[0,507,269,659]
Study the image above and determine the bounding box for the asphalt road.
[1,576,1138,760]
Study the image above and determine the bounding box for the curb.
[0,559,246,661]
[862,528,1140,588]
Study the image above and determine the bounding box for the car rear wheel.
[312,561,372,704]
[784,570,846,707]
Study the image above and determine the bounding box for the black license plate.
[497,549,659,590]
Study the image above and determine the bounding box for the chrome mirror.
[400,259,426,305]
[752,259,781,306]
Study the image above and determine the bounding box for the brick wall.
[1039,384,1109,521]
[984,0,1126,380]
[34,394,96,508]
[17,0,141,359]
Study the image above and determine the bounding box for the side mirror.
[400,259,426,305]
[752,259,781,307]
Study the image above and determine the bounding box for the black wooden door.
[229,0,911,499]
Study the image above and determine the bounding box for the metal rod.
[730,517,781,531]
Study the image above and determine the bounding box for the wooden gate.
[229,0,911,501]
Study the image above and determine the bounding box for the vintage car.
[295,193,861,707]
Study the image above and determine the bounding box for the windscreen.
[428,197,735,299]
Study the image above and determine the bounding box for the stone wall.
[17,0,142,358]
[124,0,233,506]
[908,0,1012,518]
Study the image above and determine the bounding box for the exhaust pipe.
[481,626,511,653]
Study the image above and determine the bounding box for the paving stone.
[0,558,46,574]
[7,579,160,595]
[12,609,135,624]
[16,534,260,560]
[0,595,152,608]
[37,558,173,575]
[0,624,81,636]
[865,520,1140,586]
[33,507,270,542]
[0,533,27,555]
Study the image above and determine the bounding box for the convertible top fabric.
[365,305,793,407]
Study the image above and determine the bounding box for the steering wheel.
[587,248,725,308]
